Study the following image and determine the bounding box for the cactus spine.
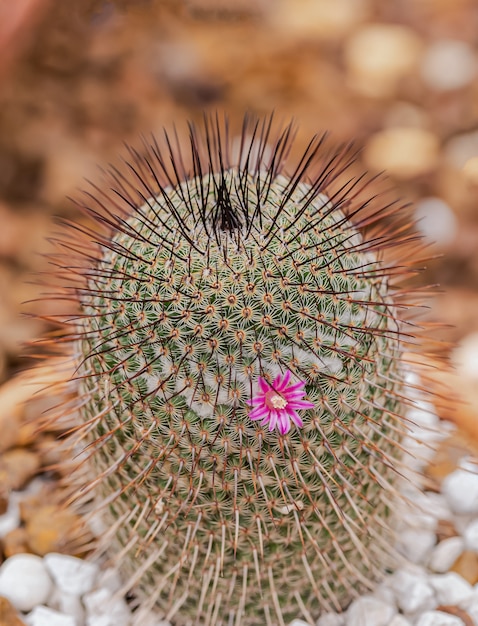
[60,116,422,625]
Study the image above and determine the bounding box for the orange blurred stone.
[364,127,439,179]
[435,518,459,542]
[33,434,64,468]
[436,605,475,626]
[0,449,41,490]
[25,505,84,556]
[425,431,476,482]
[0,479,8,516]
[0,388,22,454]
[345,23,423,97]
[0,596,27,626]
[2,528,30,558]
[451,550,478,585]
[18,493,47,524]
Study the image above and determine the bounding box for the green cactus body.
[69,117,414,625]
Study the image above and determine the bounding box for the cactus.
[57,115,424,625]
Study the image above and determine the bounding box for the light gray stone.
[421,39,476,92]
[44,553,98,596]
[391,569,436,614]
[345,595,395,626]
[96,567,122,593]
[47,587,84,623]
[415,610,465,626]
[463,518,478,552]
[396,528,436,564]
[0,554,53,612]
[388,616,412,626]
[442,467,478,515]
[428,537,465,573]
[83,588,131,626]
[0,500,20,538]
[316,613,344,626]
[429,573,473,606]
[25,606,76,626]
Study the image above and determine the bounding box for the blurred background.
[0,0,477,423]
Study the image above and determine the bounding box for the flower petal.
[278,414,291,434]
[288,400,314,409]
[276,370,291,391]
[289,411,303,428]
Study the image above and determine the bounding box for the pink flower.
[247,371,314,435]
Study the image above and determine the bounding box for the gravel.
[0,405,477,626]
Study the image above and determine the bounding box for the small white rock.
[428,536,465,573]
[96,567,123,593]
[83,588,131,626]
[429,572,474,606]
[0,554,53,612]
[415,610,465,626]
[421,39,476,92]
[48,587,84,623]
[463,595,478,624]
[388,616,412,626]
[345,595,396,626]
[373,582,396,607]
[442,468,478,514]
[463,518,478,552]
[317,612,344,626]
[289,621,310,626]
[44,553,98,596]
[391,569,436,614]
[0,499,20,538]
[415,197,457,246]
[25,606,76,626]
[396,528,436,563]
[86,617,113,626]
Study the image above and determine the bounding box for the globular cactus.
[54,115,425,625]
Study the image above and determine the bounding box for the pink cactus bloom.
[248,370,314,435]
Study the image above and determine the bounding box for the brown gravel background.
[0,0,478,564]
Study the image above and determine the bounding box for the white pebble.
[96,567,123,593]
[0,554,53,612]
[463,594,478,623]
[25,606,76,626]
[372,581,396,606]
[429,573,474,606]
[412,492,454,522]
[414,197,457,246]
[415,610,465,626]
[345,595,396,626]
[289,621,310,626]
[442,468,478,514]
[44,553,98,596]
[453,332,478,382]
[48,588,84,623]
[428,536,465,573]
[83,588,131,626]
[396,528,436,563]
[388,616,412,626]
[0,499,20,538]
[464,518,478,551]
[391,569,436,614]
[317,613,344,626]
[421,39,476,91]
[86,617,114,626]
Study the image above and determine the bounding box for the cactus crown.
[53,115,424,626]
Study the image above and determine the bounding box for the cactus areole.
[62,115,421,625]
